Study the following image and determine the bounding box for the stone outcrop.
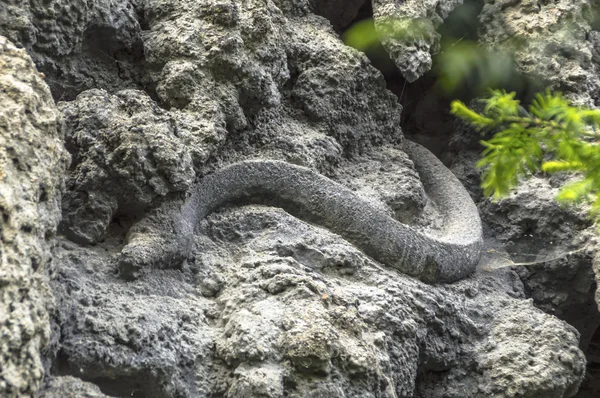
[478,0,600,106]
[0,36,69,397]
[58,88,227,245]
[0,0,597,397]
[371,0,465,82]
[0,0,145,101]
[51,208,585,397]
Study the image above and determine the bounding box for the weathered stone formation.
[478,0,600,107]
[0,0,145,101]
[0,36,69,397]
[372,0,465,82]
[446,0,600,358]
[58,89,227,245]
[48,222,585,397]
[0,0,596,397]
[439,1,600,394]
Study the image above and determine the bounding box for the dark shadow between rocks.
[41,12,159,104]
[578,322,600,397]
[52,349,169,398]
[341,0,543,158]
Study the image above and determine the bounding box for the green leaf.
[343,19,381,51]
[542,161,585,173]
[450,100,494,128]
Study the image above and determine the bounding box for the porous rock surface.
[448,95,600,382]
[478,0,600,106]
[0,36,69,397]
[0,1,595,398]
[58,88,227,245]
[372,0,465,82]
[39,376,111,398]
[446,0,600,359]
[430,1,600,393]
[50,207,585,397]
[0,0,145,101]
[479,178,599,351]
[49,0,404,245]
[447,106,600,397]
[449,153,600,397]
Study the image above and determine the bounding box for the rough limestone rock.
[54,0,404,246]
[0,0,145,100]
[0,0,594,397]
[140,0,402,154]
[0,36,69,397]
[50,206,586,397]
[39,376,112,398]
[372,0,465,82]
[448,117,600,357]
[480,178,600,350]
[58,88,228,244]
[479,0,600,106]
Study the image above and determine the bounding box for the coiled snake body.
[119,141,483,283]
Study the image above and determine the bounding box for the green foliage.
[435,42,516,95]
[343,17,434,52]
[452,90,600,222]
[343,17,522,96]
[343,12,600,223]
[343,19,381,52]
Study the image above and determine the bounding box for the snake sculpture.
[118,140,483,283]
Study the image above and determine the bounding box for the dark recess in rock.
[309,0,366,31]
[53,349,167,398]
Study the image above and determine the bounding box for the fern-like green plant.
[451,89,600,222]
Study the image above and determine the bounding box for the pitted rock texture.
[0,0,145,101]
[1,0,594,397]
[58,88,227,244]
[0,36,68,397]
[479,0,600,106]
[55,0,403,245]
[98,0,401,153]
[447,101,600,345]
[39,376,112,398]
[448,125,600,396]
[480,177,600,351]
[372,0,465,82]
[50,206,586,397]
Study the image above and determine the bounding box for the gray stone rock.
[372,0,465,82]
[0,0,588,397]
[0,36,69,397]
[479,177,600,352]
[448,93,600,359]
[56,0,403,245]
[58,88,227,244]
[0,0,145,101]
[141,0,402,152]
[479,0,600,106]
[39,376,113,398]
[50,204,586,397]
